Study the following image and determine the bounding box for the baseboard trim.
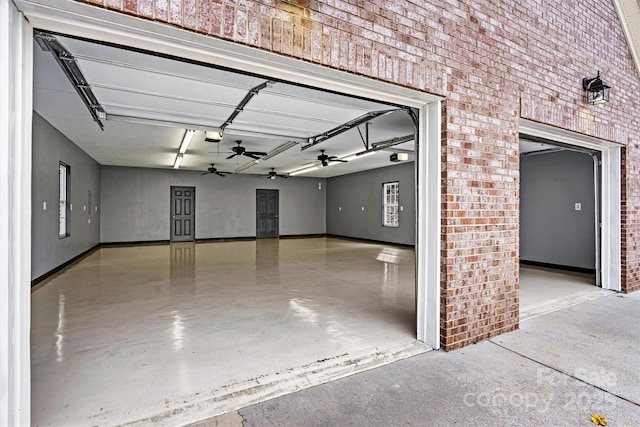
[279,234,327,240]
[31,243,101,289]
[196,236,256,243]
[520,259,596,275]
[101,240,171,247]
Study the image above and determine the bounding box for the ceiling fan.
[227,140,267,160]
[266,168,290,179]
[201,164,230,177]
[317,150,347,167]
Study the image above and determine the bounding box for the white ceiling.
[33,34,416,178]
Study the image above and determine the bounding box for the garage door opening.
[29,28,440,425]
[518,123,621,320]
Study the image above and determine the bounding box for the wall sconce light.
[583,71,610,105]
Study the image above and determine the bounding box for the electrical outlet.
[400,206,404,212]
[339,207,342,211]
[43,202,47,210]
[575,203,582,211]
[361,206,365,211]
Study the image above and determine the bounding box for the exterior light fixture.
[204,130,223,143]
[583,71,610,105]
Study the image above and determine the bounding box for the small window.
[59,162,70,238]
[382,182,399,227]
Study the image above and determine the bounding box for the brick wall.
[75,0,640,347]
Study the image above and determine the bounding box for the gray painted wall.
[326,162,415,245]
[520,150,596,269]
[100,166,326,242]
[32,112,101,280]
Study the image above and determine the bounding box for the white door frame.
[0,2,33,426]
[519,119,622,291]
[7,0,443,420]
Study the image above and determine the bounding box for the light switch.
[83,205,86,211]
[43,202,47,210]
[339,207,342,211]
[575,203,582,211]
[70,204,73,211]
[88,218,91,224]
[361,206,365,211]
[400,206,404,212]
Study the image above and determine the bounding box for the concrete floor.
[31,238,425,426]
[519,265,612,320]
[197,292,640,427]
[30,239,610,426]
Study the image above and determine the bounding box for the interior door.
[256,189,279,239]
[170,186,195,242]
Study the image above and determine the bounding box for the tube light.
[289,165,320,176]
[179,129,196,154]
[173,154,183,169]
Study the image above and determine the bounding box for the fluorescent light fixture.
[342,150,378,162]
[262,141,299,161]
[173,153,183,169]
[236,160,257,173]
[289,165,320,176]
[235,140,299,173]
[205,130,223,143]
[179,129,196,154]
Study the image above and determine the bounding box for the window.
[382,182,399,227]
[59,162,70,238]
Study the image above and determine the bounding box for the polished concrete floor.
[31,238,424,426]
[201,292,640,426]
[31,240,606,426]
[519,265,611,320]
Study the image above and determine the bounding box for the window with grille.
[382,182,399,227]
[59,162,70,238]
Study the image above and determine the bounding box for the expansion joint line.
[487,339,640,408]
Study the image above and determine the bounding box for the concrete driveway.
[192,292,640,427]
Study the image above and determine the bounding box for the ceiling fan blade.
[201,171,209,175]
[244,153,261,160]
[226,153,238,159]
[215,172,226,177]
[246,151,267,156]
[335,159,348,163]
